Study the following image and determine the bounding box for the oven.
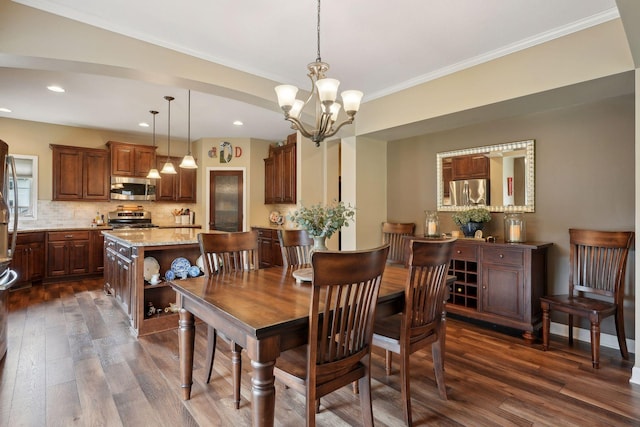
[107,206,158,229]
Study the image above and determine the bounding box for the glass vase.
[504,212,525,243]
[424,210,440,238]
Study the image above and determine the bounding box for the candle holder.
[424,210,440,238]
[504,212,526,243]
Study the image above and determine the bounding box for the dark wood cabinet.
[451,154,489,180]
[264,143,296,204]
[46,231,91,278]
[442,158,452,197]
[50,145,109,201]
[155,156,197,202]
[90,230,105,274]
[252,227,283,268]
[446,239,551,342]
[107,141,157,177]
[10,232,45,287]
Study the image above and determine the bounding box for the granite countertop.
[102,228,207,246]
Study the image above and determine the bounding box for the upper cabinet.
[107,141,156,177]
[155,156,197,203]
[264,142,296,204]
[450,154,489,180]
[50,144,109,201]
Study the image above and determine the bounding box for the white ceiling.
[0,0,621,142]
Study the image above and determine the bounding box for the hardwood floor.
[1,277,639,426]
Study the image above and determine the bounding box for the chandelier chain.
[316,0,321,62]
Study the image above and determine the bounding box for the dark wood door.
[209,170,243,231]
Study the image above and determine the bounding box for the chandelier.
[274,0,363,147]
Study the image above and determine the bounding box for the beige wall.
[386,94,635,337]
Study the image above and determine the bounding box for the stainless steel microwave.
[110,176,156,201]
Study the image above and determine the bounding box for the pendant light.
[180,90,198,169]
[146,110,161,179]
[160,95,177,174]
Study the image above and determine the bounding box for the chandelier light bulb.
[341,90,363,113]
[289,100,304,119]
[275,85,299,108]
[329,103,341,122]
[315,78,340,102]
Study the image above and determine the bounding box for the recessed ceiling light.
[139,122,150,127]
[47,85,65,93]
[233,120,243,126]
[0,107,11,113]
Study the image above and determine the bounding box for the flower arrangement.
[288,200,355,238]
[451,207,492,226]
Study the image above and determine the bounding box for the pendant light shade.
[180,90,198,169]
[146,110,161,179]
[161,95,177,174]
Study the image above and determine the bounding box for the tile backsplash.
[18,200,197,230]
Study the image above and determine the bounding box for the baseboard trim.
[549,321,636,352]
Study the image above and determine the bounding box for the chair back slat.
[309,245,389,382]
[382,222,415,264]
[404,238,457,344]
[198,231,260,275]
[569,229,634,299]
[278,229,313,267]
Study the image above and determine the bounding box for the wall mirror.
[437,139,534,212]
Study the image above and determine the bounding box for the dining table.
[168,264,449,427]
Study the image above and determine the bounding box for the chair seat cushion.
[541,294,616,314]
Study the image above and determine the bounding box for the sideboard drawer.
[482,247,524,266]
[452,242,478,261]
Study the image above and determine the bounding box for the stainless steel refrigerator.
[0,139,19,361]
[449,179,489,206]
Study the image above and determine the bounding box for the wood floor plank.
[1,277,638,427]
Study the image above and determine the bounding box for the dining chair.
[277,228,313,267]
[197,230,260,409]
[274,244,390,427]
[372,237,457,426]
[540,229,634,368]
[382,222,415,265]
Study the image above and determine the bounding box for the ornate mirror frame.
[436,139,535,213]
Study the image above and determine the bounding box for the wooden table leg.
[178,308,195,400]
[246,336,280,427]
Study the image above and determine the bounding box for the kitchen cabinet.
[451,154,489,180]
[442,158,452,197]
[252,227,283,268]
[264,143,296,204]
[10,232,45,287]
[90,229,105,273]
[46,231,91,278]
[155,156,197,202]
[50,145,109,201]
[107,141,157,177]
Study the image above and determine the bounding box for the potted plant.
[452,207,491,237]
[288,200,355,252]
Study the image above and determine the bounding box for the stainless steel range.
[107,206,158,229]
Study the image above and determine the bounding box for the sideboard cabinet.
[406,237,551,341]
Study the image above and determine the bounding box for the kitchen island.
[102,228,204,336]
